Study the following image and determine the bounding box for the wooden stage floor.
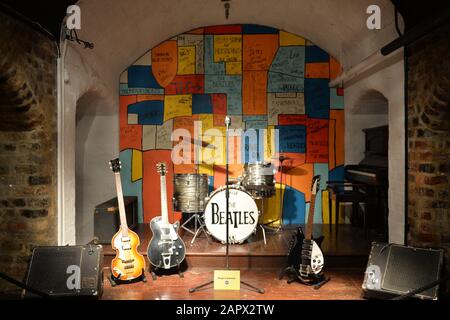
[103,223,372,269]
[102,223,370,300]
[102,268,365,300]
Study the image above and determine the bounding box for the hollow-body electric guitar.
[109,158,146,281]
[147,162,186,269]
[287,175,325,282]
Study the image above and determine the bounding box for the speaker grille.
[382,245,441,298]
[27,247,82,294]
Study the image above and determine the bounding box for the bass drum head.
[204,187,259,244]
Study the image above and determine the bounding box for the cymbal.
[277,166,309,176]
[271,154,295,161]
[178,136,216,149]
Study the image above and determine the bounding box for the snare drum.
[204,186,259,244]
[241,162,275,198]
[173,174,209,213]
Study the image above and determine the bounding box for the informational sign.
[214,270,240,291]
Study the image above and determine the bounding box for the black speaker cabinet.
[94,196,138,244]
[362,242,444,300]
[24,245,103,299]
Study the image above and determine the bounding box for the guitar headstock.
[156,162,167,176]
[109,158,122,173]
[311,175,321,195]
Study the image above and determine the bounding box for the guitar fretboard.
[305,194,316,241]
[114,172,129,237]
[160,174,169,225]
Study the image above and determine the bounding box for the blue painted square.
[208,176,214,193]
[268,72,304,93]
[305,78,330,119]
[270,46,305,78]
[205,35,225,75]
[305,45,329,63]
[119,149,144,223]
[329,165,345,192]
[128,66,162,89]
[330,88,344,109]
[128,100,164,125]
[241,129,264,163]
[242,24,278,34]
[312,163,329,223]
[282,186,306,225]
[276,125,306,153]
[192,94,213,114]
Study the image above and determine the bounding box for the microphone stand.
[189,116,264,294]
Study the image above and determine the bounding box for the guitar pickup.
[121,237,131,242]
[122,259,135,263]
[122,244,131,250]
[124,264,135,269]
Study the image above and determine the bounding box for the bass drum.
[204,186,259,244]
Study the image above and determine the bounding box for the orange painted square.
[305,63,330,78]
[142,150,181,224]
[243,34,279,71]
[330,110,344,167]
[120,95,142,151]
[329,57,343,80]
[242,71,267,115]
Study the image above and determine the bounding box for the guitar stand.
[109,268,147,287]
[150,263,184,280]
[189,279,265,294]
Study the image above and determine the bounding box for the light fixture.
[221,0,232,19]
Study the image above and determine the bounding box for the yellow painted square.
[178,46,196,75]
[279,31,306,46]
[131,149,142,182]
[164,95,192,121]
[214,35,242,62]
[226,61,242,75]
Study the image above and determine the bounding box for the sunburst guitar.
[109,158,146,281]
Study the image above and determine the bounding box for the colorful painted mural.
[119,24,345,225]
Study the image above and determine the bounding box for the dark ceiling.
[0,0,77,39]
[391,0,450,31]
[0,0,449,40]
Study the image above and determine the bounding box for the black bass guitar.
[147,162,186,271]
[284,175,329,286]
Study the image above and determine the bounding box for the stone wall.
[0,12,57,294]
[407,22,450,269]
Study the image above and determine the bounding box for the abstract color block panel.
[119,25,345,225]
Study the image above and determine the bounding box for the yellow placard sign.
[214,270,240,291]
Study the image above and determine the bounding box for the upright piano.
[345,125,388,237]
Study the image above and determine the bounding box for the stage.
[101,223,372,300]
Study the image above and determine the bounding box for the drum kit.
[174,156,293,246]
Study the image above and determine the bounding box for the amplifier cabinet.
[94,196,138,244]
[24,245,103,299]
[362,242,444,300]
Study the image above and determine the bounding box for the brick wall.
[407,22,450,270]
[0,12,57,295]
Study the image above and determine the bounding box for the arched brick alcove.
[0,11,57,293]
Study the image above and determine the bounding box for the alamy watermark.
[171,121,280,165]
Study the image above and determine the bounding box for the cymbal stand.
[189,116,264,294]
[258,198,267,245]
[266,155,289,230]
[180,124,210,245]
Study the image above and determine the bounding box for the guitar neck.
[160,174,169,225]
[114,172,129,236]
[305,194,317,240]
